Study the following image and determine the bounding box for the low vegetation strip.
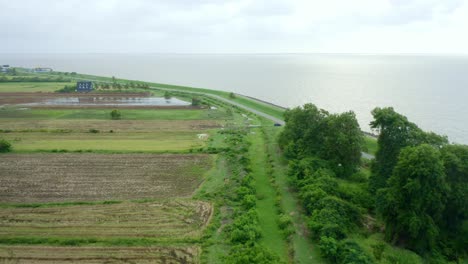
[0,131,206,152]
[0,82,76,93]
[0,153,212,203]
[0,245,200,263]
[0,119,220,132]
[0,199,212,242]
[0,108,212,120]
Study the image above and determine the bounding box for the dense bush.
[110,109,121,120]
[55,84,76,93]
[319,237,373,264]
[0,139,12,153]
[225,242,280,264]
[191,97,202,106]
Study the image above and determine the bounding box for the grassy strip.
[0,237,200,247]
[0,200,121,209]
[363,136,378,155]
[0,82,75,93]
[232,95,284,120]
[249,128,289,261]
[0,108,211,120]
[263,125,324,263]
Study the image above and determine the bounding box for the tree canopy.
[369,107,448,193]
[377,144,448,253]
[279,103,363,177]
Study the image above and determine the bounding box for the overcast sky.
[1,0,467,53]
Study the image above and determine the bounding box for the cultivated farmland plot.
[0,245,200,263]
[0,153,212,203]
[0,119,221,132]
[0,199,212,241]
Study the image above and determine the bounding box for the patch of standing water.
[25,97,191,106]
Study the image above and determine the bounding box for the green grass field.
[0,82,75,92]
[351,234,424,264]
[1,131,206,152]
[263,125,324,263]
[364,135,378,155]
[248,130,289,261]
[0,108,219,120]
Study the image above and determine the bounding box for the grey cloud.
[1,0,467,53]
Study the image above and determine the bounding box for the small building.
[0,65,9,73]
[76,81,93,92]
[34,67,53,73]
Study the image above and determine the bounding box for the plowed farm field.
[0,153,212,203]
[0,199,212,242]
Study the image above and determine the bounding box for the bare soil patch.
[0,154,212,203]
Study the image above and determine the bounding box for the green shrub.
[88,129,99,133]
[319,236,339,261]
[371,242,386,261]
[55,84,76,93]
[0,139,12,153]
[110,109,121,120]
[192,97,202,106]
[241,194,256,209]
[337,240,373,264]
[278,214,293,230]
[225,242,281,264]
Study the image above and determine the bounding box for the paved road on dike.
[153,86,286,125]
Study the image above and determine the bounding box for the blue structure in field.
[76,81,93,92]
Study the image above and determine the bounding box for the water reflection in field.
[28,96,190,106]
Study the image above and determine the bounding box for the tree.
[322,111,363,177]
[0,139,12,153]
[279,104,328,159]
[8,68,17,76]
[164,91,172,99]
[229,92,236,99]
[110,109,121,120]
[369,107,447,193]
[439,144,468,259]
[111,76,116,83]
[279,104,362,177]
[192,97,202,106]
[377,144,448,253]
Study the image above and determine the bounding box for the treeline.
[94,82,150,90]
[279,103,373,263]
[0,76,71,82]
[370,107,467,261]
[279,104,467,263]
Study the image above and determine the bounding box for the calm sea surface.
[2,53,467,144]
